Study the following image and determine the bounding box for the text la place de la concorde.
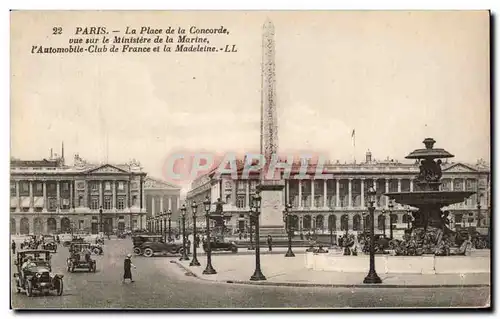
[31,26,237,54]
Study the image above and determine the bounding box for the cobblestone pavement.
[10,239,490,309]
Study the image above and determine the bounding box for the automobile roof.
[18,249,52,254]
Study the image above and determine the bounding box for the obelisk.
[259,19,285,232]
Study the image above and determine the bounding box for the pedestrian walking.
[11,240,16,254]
[123,254,136,283]
[267,235,273,252]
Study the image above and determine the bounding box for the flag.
[351,129,355,147]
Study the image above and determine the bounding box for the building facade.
[144,176,182,231]
[10,154,148,235]
[186,153,491,240]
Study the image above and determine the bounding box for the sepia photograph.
[9,10,491,309]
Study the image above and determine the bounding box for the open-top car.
[41,235,58,252]
[132,234,184,257]
[62,236,85,247]
[13,250,64,297]
[66,243,97,272]
[203,237,238,253]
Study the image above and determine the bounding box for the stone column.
[29,181,34,212]
[285,180,290,205]
[348,178,352,208]
[298,180,302,208]
[56,181,60,211]
[112,181,116,209]
[335,179,340,208]
[84,181,88,208]
[324,214,329,231]
[311,180,315,208]
[410,178,414,192]
[373,179,377,208]
[168,197,172,210]
[323,180,327,207]
[348,213,353,231]
[160,197,164,212]
[99,182,103,208]
[398,178,402,192]
[69,182,73,210]
[141,179,146,211]
[385,178,389,209]
[16,181,20,212]
[152,197,156,216]
[360,178,365,208]
[245,181,250,209]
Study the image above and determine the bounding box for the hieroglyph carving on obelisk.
[260,19,279,169]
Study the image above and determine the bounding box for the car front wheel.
[55,277,63,296]
[143,248,154,257]
[133,247,142,255]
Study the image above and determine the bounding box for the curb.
[172,261,490,289]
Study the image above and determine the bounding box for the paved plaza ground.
[10,237,491,309]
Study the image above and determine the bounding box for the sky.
[10,11,490,193]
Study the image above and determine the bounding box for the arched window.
[316,215,324,230]
[47,218,57,233]
[402,214,409,224]
[10,218,16,234]
[353,215,361,230]
[341,214,349,231]
[303,215,311,230]
[378,214,386,230]
[20,217,29,235]
[328,215,336,231]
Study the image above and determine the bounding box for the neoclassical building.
[10,153,149,235]
[186,152,490,240]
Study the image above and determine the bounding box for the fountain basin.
[385,191,475,206]
[305,252,490,274]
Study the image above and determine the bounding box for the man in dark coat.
[11,240,16,254]
[267,235,273,252]
[123,254,136,283]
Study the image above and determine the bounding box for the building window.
[237,181,246,191]
[117,196,125,210]
[91,183,98,191]
[78,195,84,207]
[118,182,124,191]
[132,195,138,206]
[62,182,69,192]
[236,195,245,208]
[105,182,111,191]
[21,182,29,192]
[10,183,16,196]
[35,183,43,193]
[90,197,99,210]
[92,216,98,220]
[225,194,231,203]
[103,196,112,209]
[48,198,58,210]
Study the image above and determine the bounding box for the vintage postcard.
[9,10,490,309]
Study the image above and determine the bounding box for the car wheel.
[231,247,238,253]
[93,248,100,255]
[25,280,33,297]
[133,247,142,255]
[55,277,63,296]
[143,248,154,257]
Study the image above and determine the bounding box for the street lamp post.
[477,194,483,228]
[189,201,201,267]
[179,204,190,261]
[202,196,216,274]
[167,209,172,241]
[248,215,255,250]
[388,201,394,240]
[381,209,386,238]
[283,203,295,257]
[250,188,266,281]
[363,186,382,284]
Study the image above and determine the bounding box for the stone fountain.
[385,138,475,255]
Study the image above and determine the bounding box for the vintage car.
[41,235,58,252]
[13,250,64,297]
[66,243,97,272]
[62,236,85,247]
[132,235,184,257]
[203,237,238,253]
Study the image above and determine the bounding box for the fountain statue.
[385,138,475,256]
